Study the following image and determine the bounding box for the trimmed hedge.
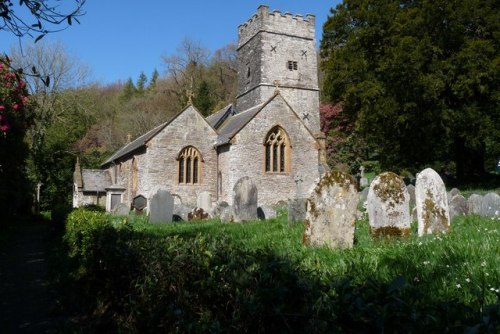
[61,209,499,333]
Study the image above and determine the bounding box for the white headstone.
[197,191,212,212]
[367,172,411,237]
[304,171,359,248]
[481,192,500,218]
[415,168,450,236]
[467,194,483,215]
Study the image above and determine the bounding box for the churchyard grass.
[60,209,500,332]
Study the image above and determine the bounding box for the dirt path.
[0,219,62,333]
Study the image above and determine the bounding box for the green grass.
[122,213,500,306]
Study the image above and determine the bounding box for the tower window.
[264,126,290,174]
[287,61,298,71]
[177,146,202,184]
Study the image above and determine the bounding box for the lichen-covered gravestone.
[367,172,411,237]
[149,189,174,223]
[467,194,483,215]
[303,171,359,248]
[415,168,450,236]
[232,176,258,223]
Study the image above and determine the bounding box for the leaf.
[34,33,45,43]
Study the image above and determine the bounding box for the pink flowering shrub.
[0,58,31,136]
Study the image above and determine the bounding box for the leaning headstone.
[173,203,191,221]
[367,172,411,237]
[288,198,307,224]
[197,191,212,212]
[449,194,468,220]
[232,176,258,223]
[481,192,500,218]
[467,194,483,215]
[415,168,450,236]
[257,206,277,220]
[112,203,130,216]
[303,171,359,248]
[149,189,174,223]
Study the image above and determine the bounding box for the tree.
[321,0,499,179]
[136,71,147,94]
[0,0,85,41]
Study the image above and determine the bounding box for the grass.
[120,212,500,307]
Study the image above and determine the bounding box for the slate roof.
[206,104,234,129]
[214,103,265,145]
[82,169,112,192]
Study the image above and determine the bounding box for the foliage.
[0,57,33,215]
[320,0,500,178]
[57,209,500,332]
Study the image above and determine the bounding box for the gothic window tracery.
[264,126,290,173]
[177,146,202,184]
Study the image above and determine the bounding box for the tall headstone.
[232,176,258,223]
[367,172,411,237]
[359,165,369,188]
[149,189,174,223]
[406,184,416,208]
[288,198,307,224]
[303,171,359,248]
[197,191,212,212]
[415,168,450,236]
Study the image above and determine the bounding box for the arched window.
[177,146,202,184]
[264,126,290,173]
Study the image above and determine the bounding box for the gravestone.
[415,168,450,236]
[288,198,307,224]
[467,194,483,215]
[448,188,461,202]
[220,205,234,223]
[132,194,147,211]
[481,192,500,218]
[449,194,468,220]
[407,184,416,208]
[232,176,258,223]
[303,171,359,248]
[367,172,411,237]
[112,203,130,216]
[197,191,212,212]
[359,187,369,204]
[257,206,277,220]
[173,203,191,221]
[212,201,229,218]
[359,166,368,188]
[149,189,174,223]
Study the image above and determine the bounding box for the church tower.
[235,5,320,134]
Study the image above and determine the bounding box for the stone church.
[73,5,326,212]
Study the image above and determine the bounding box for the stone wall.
[223,94,319,206]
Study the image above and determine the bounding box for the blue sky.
[1,1,341,85]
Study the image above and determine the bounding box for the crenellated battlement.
[238,5,315,49]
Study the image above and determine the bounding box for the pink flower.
[22,96,28,104]
[0,105,5,111]
[13,104,19,110]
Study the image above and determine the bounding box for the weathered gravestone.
[112,203,130,216]
[448,188,461,202]
[173,204,191,221]
[232,177,258,223]
[257,206,277,220]
[467,194,483,215]
[406,184,416,208]
[367,172,411,237]
[288,198,307,224]
[220,205,234,223]
[212,201,229,218]
[481,192,500,218]
[415,168,450,236]
[449,194,468,220]
[303,171,359,248]
[149,189,174,223]
[197,191,212,213]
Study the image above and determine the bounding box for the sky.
[1,1,341,85]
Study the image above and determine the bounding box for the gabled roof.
[206,104,234,129]
[82,169,112,192]
[101,105,213,167]
[215,103,264,145]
